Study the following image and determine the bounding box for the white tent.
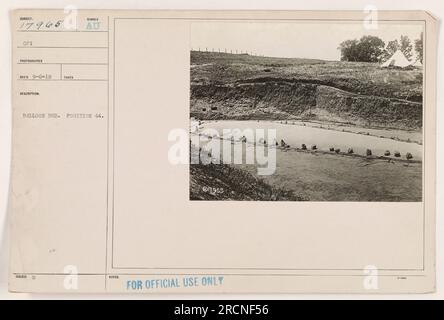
[381,49,411,68]
[412,59,423,67]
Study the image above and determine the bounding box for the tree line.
[338,32,423,63]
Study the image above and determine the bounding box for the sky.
[190,21,424,61]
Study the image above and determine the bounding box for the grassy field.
[190,51,423,130]
[191,51,423,101]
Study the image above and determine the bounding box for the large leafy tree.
[339,36,385,62]
[357,35,386,62]
[338,39,360,62]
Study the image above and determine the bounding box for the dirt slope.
[190,164,306,201]
[190,51,423,130]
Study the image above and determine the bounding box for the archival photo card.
[8,10,437,294]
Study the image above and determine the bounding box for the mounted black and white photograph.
[189,21,424,202]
